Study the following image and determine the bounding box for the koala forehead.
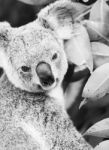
[8,22,63,65]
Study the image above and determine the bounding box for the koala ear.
[38,0,90,39]
[0,22,12,67]
[0,22,12,49]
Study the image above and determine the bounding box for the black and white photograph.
[0,0,109,149]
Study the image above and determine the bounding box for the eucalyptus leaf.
[91,42,109,68]
[85,118,109,138]
[64,24,93,73]
[94,140,109,150]
[83,20,109,42]
[90,0,109,23]
[82,63,109,100]
[83,0,109,41]
[65,78,86,109]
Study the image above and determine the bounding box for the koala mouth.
[41,76,55,86]
[41,77,59,91]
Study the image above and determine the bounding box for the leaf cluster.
[72,0,109,149]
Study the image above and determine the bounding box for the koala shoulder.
[0,22,12,47]
[0,74,92,150]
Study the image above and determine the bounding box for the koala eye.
[52,53,58,61]
[21,66,31,73]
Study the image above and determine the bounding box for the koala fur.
[0,0,90,105]
[0,72,92,150]
[0,1,93,149]
[0,20,68,104]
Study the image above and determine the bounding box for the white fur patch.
[48,85,65,108]
[20,121,49,150]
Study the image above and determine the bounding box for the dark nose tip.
[36,62,55,87]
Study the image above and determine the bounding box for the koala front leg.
[18,96,93,150]
[0,73,93,150]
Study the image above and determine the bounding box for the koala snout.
[36,62,55,87]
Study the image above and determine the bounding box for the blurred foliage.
[0,0,97,27]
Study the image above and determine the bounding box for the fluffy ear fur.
[38,0,90,39]
[0,22,12,49]
[0,22,12,67]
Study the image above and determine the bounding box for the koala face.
[0,22,68,93]
[0,0,89,93]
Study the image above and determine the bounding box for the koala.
[0,0,90,107]
[0,1,93,149]
[0,20,68,104]
[0,20,67,89]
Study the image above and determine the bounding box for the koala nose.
[36,62,55,87]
